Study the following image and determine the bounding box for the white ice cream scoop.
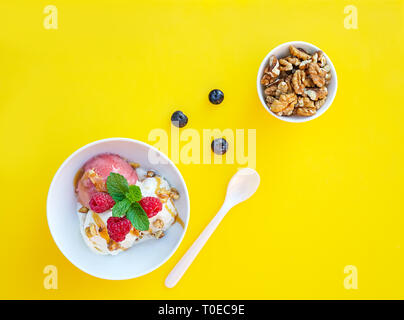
[165,168,260,288]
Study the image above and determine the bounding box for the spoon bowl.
[225,168,260,207]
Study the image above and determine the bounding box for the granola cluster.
[261,45,332,117]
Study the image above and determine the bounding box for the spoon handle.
[165,203,232,288]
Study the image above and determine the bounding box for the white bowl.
[47,138,190,280]
[257,41,338,123]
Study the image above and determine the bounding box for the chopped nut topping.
[131,228,140,237]
[154,230,165,239]
[108,240,120,251]
[153,219,164,229]
[85,223,97,238]
[156,187,171,200]
[129,162,140,169]
[146,170,156,177]
[87,169,107,192]
[79,206,89,213]
[169,188,180,200]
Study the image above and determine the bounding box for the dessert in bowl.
[77,153,181,255]
[47,138,190,280]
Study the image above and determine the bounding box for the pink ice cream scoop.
[76,153,138,207]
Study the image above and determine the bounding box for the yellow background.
[1,0,403,299]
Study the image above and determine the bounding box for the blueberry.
[211,138,228,155]
[171,111,188,128]
[209,89,224,105]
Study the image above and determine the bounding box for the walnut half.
[307,63,326,87]
[289,45,311,61]
[296,107,316,116]
[304,87,328,101]
[292,70,306,95]
[264,55,280,78]
[270,93,298,116]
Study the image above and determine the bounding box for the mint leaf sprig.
[106,172,149,231]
